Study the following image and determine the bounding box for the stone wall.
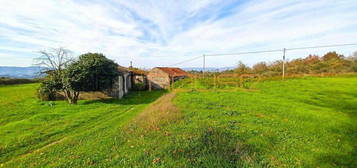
[147,68,170,89]
[106,72,132,99]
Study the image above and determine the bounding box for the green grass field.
[0,76,356,167]
[0,84,164,167]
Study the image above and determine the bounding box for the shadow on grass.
[298,90,357,167]
[165,126,266,168]
[82,90,167,105]
[310,91,357,114]
[317,149,357,168]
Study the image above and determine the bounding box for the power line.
[205,49,282,57]
[167,43,357,66]
[204,43,357,57]
[169,55,202,66]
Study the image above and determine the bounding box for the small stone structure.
[107,66,148,98]
[107,66,132,98]
[129,67,148,90]
[108,66,186,96]
[147,67,187,89]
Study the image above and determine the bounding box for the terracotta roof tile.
[156,67,187,77]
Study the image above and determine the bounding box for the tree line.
[232,51,357,76]
[0,77,39,85]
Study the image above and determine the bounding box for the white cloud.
[0,0,357,68]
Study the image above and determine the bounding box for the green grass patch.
[0,84,164,167]
[170,76,357,167]
[1,76,356,167]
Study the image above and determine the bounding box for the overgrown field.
[1,76,356,167]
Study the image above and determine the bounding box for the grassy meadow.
[0,84,164,167]
[172,76,357,167]
[0,76,356,167]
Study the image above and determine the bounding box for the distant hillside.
[0,66,43,79]
[0,66,234,79]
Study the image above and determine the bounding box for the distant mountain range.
[0,66,43,79]
[0,66,235,79]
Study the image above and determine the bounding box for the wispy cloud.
[0,0,357,67]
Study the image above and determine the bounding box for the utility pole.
[203,54,206,78]
[282,48,286,80]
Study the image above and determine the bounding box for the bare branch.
[33,47,74,75]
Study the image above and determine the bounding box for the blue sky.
[0,0,357,68]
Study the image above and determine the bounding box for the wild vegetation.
[1,75,356,167]
[223,51,357,76]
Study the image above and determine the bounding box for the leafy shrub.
[37,81,58,101]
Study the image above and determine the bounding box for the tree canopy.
[63,53,119,104]
[36,50,119,104]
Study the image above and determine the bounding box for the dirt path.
[130,92,181,130]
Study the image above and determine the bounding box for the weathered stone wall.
[107,72,132,99]
[147,68,170,89]
[106,75,124,98]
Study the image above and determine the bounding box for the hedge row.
[0,77,40,85]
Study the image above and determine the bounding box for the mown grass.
[112,76,356,167]
[0,84,164,167]
[171,76,357,167]
[1,76,356,167]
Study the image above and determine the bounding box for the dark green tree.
[63,53,119,104]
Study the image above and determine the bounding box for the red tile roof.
[156,67,187,77]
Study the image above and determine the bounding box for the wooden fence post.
[191,74,194,90]
[214,73,216,89]
[236,74,240,88]
[240,75,243,88]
